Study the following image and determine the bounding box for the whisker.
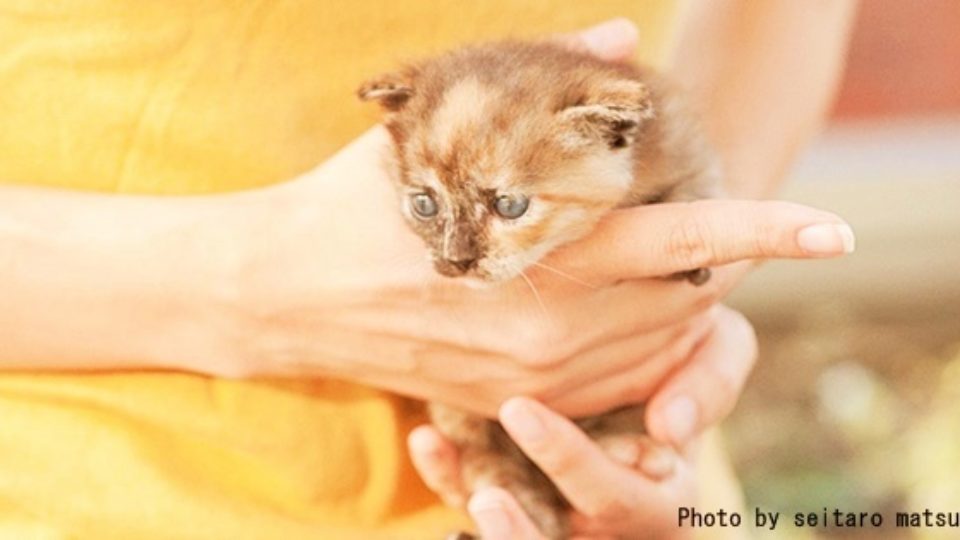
[519,269,549,320]
[532,261,599,289]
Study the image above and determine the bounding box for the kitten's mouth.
[432,258,514,284]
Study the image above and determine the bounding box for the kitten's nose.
[446,258,477,272]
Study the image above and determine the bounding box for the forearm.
[0,130,421,380]
[667,0,858,198]
[0,185,244,373]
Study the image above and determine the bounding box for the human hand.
[227,20,853,421]
[407,305,755,538]
[413,401,696,540]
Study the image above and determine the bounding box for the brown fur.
[359,41,720,539]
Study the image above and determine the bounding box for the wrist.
[222,130,433,380]
[187,188,298,378]
[133,194,256,377]
[213,180,363,380]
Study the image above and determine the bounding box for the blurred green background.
[723,2,960,538]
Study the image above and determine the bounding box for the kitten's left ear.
[357,70,416,112]
[559,79,654,148]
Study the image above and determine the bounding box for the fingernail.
[580,18,638,56]
[797,223,856,255]
[664,396,698,445]
[469,489,513,539]
[500,398,546,444]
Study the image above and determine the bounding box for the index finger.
[498,397,640,519]
[548,199,855,282]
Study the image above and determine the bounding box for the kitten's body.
[359,41,719,539]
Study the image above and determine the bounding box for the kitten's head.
[358,44,653,283]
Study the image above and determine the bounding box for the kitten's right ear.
[357,71,415,111]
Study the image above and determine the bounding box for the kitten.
[359,40,720,539]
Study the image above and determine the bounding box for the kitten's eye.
[410,192,439,219]
[494,194,530,219]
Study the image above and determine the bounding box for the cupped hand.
[411,397,699,540]
[231,19,853,421]
[408,305,755,538]
[413,401,696,540]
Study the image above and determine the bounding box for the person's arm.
[667,0,859,198]
[0,125,847,408]
[0,185,245,374]
[0,19,852,420]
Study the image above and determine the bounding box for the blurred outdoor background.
[724,1,960,538]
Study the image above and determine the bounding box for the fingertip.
[467,488,517,539]
[797,222,857,255]
[718,305,758,360]
[500,397,549,445]
[593,17,640,43]
[408,425,445,457]
[407,424,457,481]
[578,17,640,61]
[408,425,468,508]
[467,486,514,513]
[768,202,855,257]
[646,394,700,448]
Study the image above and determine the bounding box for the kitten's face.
[393,103,635,284]
[359,51,652,283]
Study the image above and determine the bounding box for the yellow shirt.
[0,2,679,538]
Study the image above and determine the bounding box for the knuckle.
[750,219,781,259]
[667,215,715,270]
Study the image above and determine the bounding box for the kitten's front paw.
[669,267,712,286]
[597,433,679,479]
